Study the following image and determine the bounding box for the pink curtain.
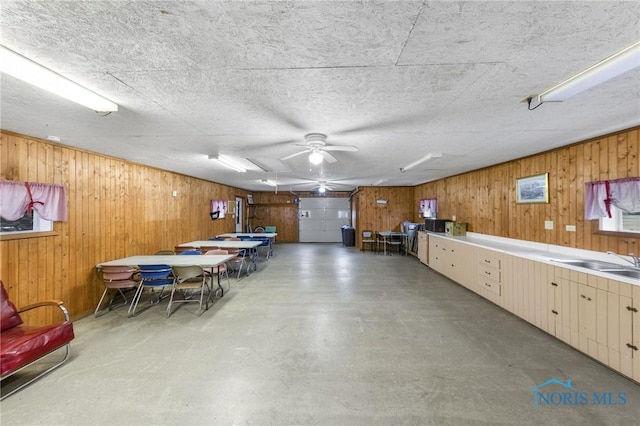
[584,178,640,219]
[0,181,68,221]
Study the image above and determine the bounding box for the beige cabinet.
[425,235,640,382]
[577,281,608,361]
[550,267,579,347]
[427,235,472,287]
[428,235,452,276]
[607,280,640,382]
[507,257,553,333]
[417,231,428,265]
[475,247,504,306]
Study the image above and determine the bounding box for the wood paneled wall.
[0,131,247,321]
[414,127,640,253]
[353,186,415,248]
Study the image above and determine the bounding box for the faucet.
[606,251,640,269]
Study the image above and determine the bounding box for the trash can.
[341,225,355,247]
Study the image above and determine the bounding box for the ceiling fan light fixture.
[318,185,326,193]
[208,154,247,172]
[0,45,118,112]
[309,151,324,165]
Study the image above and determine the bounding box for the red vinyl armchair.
[0,280,75,400]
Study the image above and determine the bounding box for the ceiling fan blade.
[321,151,338,163]
[281,149,311,161]
[324,145,358,152]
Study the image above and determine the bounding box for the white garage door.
[298,197,350,243]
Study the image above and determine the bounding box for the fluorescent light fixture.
[309,150,324,165]
[400,152,442,173]
[372,179,388,186]
[534,41,640,105]
[208,154,247,172]
[0,45,118,112]
[261,179,278,187]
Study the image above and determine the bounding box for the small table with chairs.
[376,231,408,256]
[178,240,263,276]
[97,254,233,317]
[216,233,277,259]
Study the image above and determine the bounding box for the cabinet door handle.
[552,310,558,315]
[626,343,638,351]
[485,271,491,275]
[551,282,558,287]
[580,294,592,301]
[626,306,638,313]
[484,259,491,263]
[485,283,492,287]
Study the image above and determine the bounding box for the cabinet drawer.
[478,254,501,269]
[478,276,501,295]
[478,266,501,283]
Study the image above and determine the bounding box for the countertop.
[425,231,640,286]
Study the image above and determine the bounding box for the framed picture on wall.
[516,173,549,204]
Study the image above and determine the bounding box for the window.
[0,181,67,238]
[0,211,53,235]
[599,206,640,234]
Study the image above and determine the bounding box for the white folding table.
[179,240,263,275]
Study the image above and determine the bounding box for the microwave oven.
[424,219,448,233]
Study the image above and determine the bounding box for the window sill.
[0,231,58,241]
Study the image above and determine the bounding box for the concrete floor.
[1,243,639,425]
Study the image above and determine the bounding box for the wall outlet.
[544,220,553,230]
[452,215,457,221]
[172,190,177,197]
[565,225,576,232]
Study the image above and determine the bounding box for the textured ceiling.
[1,1,639,192]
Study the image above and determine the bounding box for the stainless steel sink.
[552,259,624,270]
[552,259,640,280]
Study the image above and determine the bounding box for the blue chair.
[128,264,174,317]
[178,249,201,255]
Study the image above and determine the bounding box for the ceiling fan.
[292,178,355,194]
[280,133,358,165]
